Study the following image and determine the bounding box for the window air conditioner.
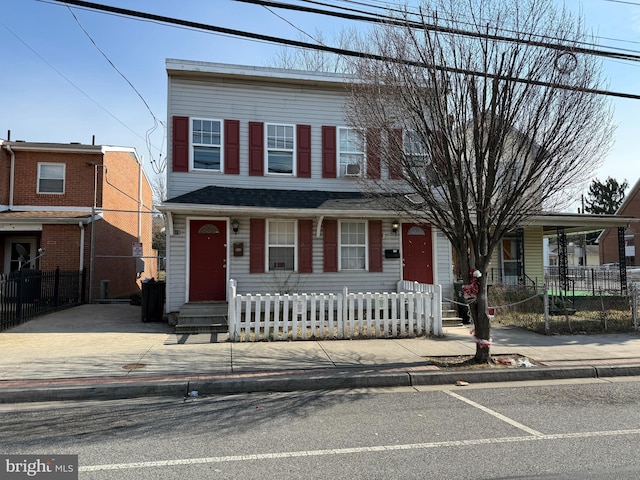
[345,163,361,176]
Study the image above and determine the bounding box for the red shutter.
[366,129,381,179]
[323,219,338,272]
[368,220,383,272]
[172,116,189,172]
[322,220,338,272]
[225,119,240,174]
[297,125,311,178]
[249,122,264,176]
[322,126,336,178]
[298,219,313,273]
[249,218,265,273]
[389,128,403,179]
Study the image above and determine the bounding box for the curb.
[3,364,640,404]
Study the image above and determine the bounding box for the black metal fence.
[545,266,640,296]
[0,268,86,331]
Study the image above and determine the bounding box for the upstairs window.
[404,130,428,170]
[338,127,364,177]
[340,221,367,270]
[267,220,296,271]
[192,118,222,171]
[37,163,65,194]
[266,124,295,175]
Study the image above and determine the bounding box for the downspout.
[79,222,85,299]
[137,158,143,241]
[5,144,15,209]
[78,222,85,271]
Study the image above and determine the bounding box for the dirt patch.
[424,354,537,369]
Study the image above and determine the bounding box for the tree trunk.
[473,276,491,363]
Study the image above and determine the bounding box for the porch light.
[231,219,239,234]
[392,220,399,234]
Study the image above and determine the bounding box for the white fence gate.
[228,280,442,342]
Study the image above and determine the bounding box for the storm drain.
[122,363,147,370]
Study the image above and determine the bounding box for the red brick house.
[599,177,640,267]
[0,139,156,301]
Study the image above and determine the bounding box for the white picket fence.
[227,279,442,342]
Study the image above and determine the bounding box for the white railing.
[228,279,442,342]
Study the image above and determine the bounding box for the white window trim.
[266,219,298,272]
[190,117,224,173]
[265,123,296,176]
[338,220,368,271]
[337,127,365,178]
[37,162,65,194]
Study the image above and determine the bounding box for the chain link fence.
[89,208,162,302]
[488,283,639,334]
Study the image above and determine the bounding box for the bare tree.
[346,0,613,361]
[266,28,362,74]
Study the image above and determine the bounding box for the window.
[267,220,296,271]
[37,163,65,194]
[404,130,428,169]
[192,118,222,171]
[340,221,367,270]
[266,124,295,174]
[338,127,364,177]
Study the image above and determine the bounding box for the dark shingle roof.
[166,186,367,209]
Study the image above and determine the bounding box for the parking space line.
[80,429,640,473]
[444,390,544,437]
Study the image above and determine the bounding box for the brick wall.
[11,150,99,207]
[599,185,640,266]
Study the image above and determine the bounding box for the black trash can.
[141,279,166,322]
[453,281,470,324]
[19,269,42,303]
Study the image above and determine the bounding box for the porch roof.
[160,186,393,217]
[523,212,635,235]
[0,211,94,225]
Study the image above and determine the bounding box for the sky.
[1,0,639,207]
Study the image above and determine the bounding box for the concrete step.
[176,303,229,334]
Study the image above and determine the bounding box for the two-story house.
[160,60,455,317]
[0,139,156,301]
[160,59,633,320]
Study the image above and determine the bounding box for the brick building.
[599,177,640,267]
[0,139,156,300]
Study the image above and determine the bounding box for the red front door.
[189,220,227,301]
[402,223,434,284]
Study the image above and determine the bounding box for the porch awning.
[522,212,635,235]
[159,186,394,217]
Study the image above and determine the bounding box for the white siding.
[166,215,187,313]
[524,226,544,286]
[167,76,403,198]
[434,228,453,301]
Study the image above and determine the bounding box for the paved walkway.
[1,304,640,403]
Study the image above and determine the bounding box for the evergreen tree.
[584,177,628,215]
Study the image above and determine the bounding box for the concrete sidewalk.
[1,304,640,403]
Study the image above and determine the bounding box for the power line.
[0,18,157,147]
[236,0,640,63]
[65,6,166,172]
[50,0,640,100]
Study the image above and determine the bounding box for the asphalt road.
[2,378,640,479]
